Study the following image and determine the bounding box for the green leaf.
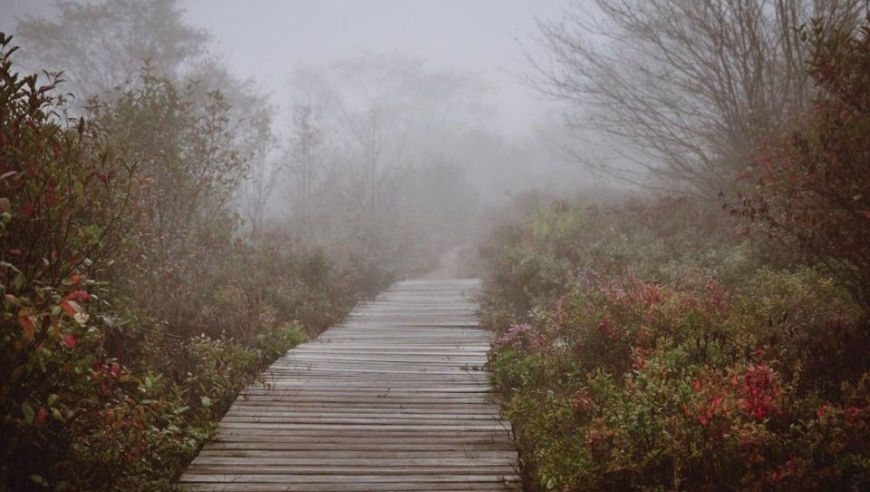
[82,225,102,243]
[11,272,25,290]
[29,474,47,486]
[21,402,35,424]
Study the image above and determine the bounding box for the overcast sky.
[1,0,567,136]
[183,0,566,136]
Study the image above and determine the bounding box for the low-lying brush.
[481,198,870,491]
[482,21,870,490]
[0,34,393,491]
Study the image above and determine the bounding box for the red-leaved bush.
[740,20,870,313]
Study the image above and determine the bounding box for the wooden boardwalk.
[178,279,519,491]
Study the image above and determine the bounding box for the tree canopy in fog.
[532,0,867,192]
[283,55,490,228]
[5,1,870,491]
[13,0,209,99]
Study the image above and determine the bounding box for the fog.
[0,0,621,273]
[1,3,600,167]
[6,2,870,489]
[182,0,562,136]
[180,0,602,207]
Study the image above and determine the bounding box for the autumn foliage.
[482,197,870,491]
[0,33,384,491]
[480,18,870,491]
[0,33,136,489]
[741,21,870,313]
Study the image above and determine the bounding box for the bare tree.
[13,0,209,100]
[286,104,325,227]
[288,54,488,220]
[239,111,279,242]
[531,0,865,193]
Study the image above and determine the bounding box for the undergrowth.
[480,198,870,491]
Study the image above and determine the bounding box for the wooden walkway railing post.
[178,278,519,491]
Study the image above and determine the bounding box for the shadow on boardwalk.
[178,278,519,491]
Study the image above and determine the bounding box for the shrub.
[478,197,746,333]
[740,21,870,314]
[0,32,141,490]
[482,193,870,491]
[0,34,366,491]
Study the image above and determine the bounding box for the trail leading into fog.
[420,246,467,280]
[178,278,519,491]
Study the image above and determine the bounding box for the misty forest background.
[2,0,870,491]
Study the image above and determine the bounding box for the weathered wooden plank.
[202,442,516,452]
[180,473,515,483]
[234,393,497,404]
[182,466,516,476]
[181,483,517,492]
[213,431,511,441]
[222,411,502,420]
[178,279,517,490]
[224,404,500,413]
[194,450,518,459]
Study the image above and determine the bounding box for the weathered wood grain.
[178,279,518,491]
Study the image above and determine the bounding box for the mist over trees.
[477,3,870,491]
[13,0,209,99]
[0,1,528,488]
[272,54,493,260]
[8,0,596,254]
[531,0,868,193]
[7,0,870,490]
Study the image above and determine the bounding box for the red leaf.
[34,407,48,426]
[18,307,36,341]
[60,300,82,317]
[61,334,77,348]
[64,289,89,302]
